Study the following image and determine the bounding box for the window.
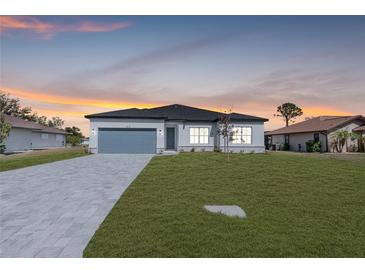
[41,133,49,140]
[56,134,63,141]
[190,127,209,144]
[232,127,252,144]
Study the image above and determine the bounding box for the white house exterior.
[2,114,67,153]
[86,104,268,154]
[265,115,365,152]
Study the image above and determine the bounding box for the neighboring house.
[353,125,365,152]
[265,115,365,152]
[353,124,365,136]
[85,104,268,154]
[2,114,68,152]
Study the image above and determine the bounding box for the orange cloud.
[1,86,159,110]
[0,16,131,38]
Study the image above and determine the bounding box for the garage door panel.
[98,128,156,154]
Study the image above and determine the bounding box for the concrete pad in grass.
[204,205,246,218]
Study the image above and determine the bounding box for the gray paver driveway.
[0,154,153,258]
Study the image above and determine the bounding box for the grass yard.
[84,152,365,257]
[0,147,88,172]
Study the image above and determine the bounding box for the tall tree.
[275,102,303,127]
[0,92,33,120]
[0,114,12,153]
[0,92,64,128]
[47,116,64,129]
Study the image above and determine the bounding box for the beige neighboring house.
[265,115,365,152]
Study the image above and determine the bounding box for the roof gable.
[85,104,268,122]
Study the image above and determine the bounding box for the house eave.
[265,129,328,136]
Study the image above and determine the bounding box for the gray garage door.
[98,128,156,154]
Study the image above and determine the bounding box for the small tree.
[65,126,84,146]
[216,109,233,160]
[0,114,11,153]
[275,102,303,127]
[66,135,81,146]
[65,126,84,138]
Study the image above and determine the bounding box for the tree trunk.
[227,137,230,161]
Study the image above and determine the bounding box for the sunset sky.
[1,16,364,135]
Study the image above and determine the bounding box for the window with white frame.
[189,127,209,144]
[232,126,252,144]
[41,133,49,140]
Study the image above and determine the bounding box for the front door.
[166,127,176,150]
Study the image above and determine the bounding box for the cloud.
[41,32,247,101]
[95,32,244,75]
[0,16,131,38]
[0,86,160,110]
[187,67,365,119]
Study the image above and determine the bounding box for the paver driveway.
[0,154,153,257]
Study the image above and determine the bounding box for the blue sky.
[1,16,364,134]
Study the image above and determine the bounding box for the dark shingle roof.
[85,104,268,122]
[2,114,68,135]
[266,115,365,135]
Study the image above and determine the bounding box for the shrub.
[282,143,290,151]
[214,147,222,152]
[0,143,6,154]
[306,140,321,152]
[190,147,195,152]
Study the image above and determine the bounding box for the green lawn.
[84,152,365,257]
[0,147,88,172]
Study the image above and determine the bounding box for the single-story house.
[265,115,365,152]
[353,124,365,152]
[353,124,365,135]
[2,114,68,153]
[85,104,268,154]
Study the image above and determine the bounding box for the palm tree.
[330,130,351,152]
[350,132,365,152]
